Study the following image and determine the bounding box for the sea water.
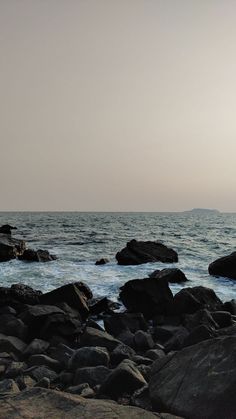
[0,212,235,302]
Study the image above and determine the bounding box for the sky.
[0,0,236,212]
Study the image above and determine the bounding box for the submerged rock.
[116,239,178,265]
[209,251,236,280]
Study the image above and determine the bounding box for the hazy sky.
[1,1,236,212]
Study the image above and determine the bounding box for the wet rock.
[68,346,109,369]
[209,251,236,280]
[0,283,42,307]
[79,327,120,351]
[0,233,26,262]
[120,277,173,318]
[149,268,188,283]
[74,365,111,388]
[95,258,109,265]
[100,360,147,399]
[116,239,178,265]
[0,225,17,235]
[18,249,57,262]
[0,387,158,418]
[39,282,92,320]
[150,336,236,419]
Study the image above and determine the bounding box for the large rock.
[171,286,222,315]
[0,225,17,235]
[18,249,57,262]
[39,283,92,320]
[0,233,26,262]
[149,268,188,283]
[68,346,109,369]
[74,365,111,387]
[149,336,236,418]
[0,387,158,418]
[0,284,42,307]
[209,251,236,280]
[119,277,173,318]
[100,360,147,399]
[116,239,178,265]
[0,334,26,357]
[79,327,121,351]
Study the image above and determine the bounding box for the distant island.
[183,208,220,214]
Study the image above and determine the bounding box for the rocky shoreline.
[0,227,236,418]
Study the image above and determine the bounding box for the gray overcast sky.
[0,0,236,211]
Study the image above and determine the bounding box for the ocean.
[0,212,235,303]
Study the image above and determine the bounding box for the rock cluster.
[0,273,235,418]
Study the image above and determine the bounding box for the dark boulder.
[74,365,111,387]
[0,234,26,262]
[222,299,236,315]
[39,282,92,320]
[104,312,148,337]
[0,284,42,308]
[119,277,173,318]
[0,225,17,235]
[183,324,216,347]
[110,343,135,366]
[89,297,120,316]
[183,309,219,332]
[209,251,236,280]
[99,360,147,399]
[68,346,110,369]
[150,336,236,419]
[95,258,109,265]
[18,249,57,262]
[171,286,222,315]
[79,327,120,351]
[149,268,188,283]
[211,311,232,328]
[116,239,178,265]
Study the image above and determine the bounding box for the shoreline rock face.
[0,387,159,418]
[0,233,26,262]
[149,336,236,419]
[116,240,178,265]
[209,252,236,280]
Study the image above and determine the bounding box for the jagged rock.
[134,330,154,351]
[131,385,153,411]
[0,387,158,418]
[149,268,188,283]
[150,336,236,418]
[47,344,73,367]
[0,334,26,357]
[38,313,82,341]
[19,249,57,262]
[68,346,109,369]
[95,258,109,265]
[120,277,173,318]
[39,283,92,320]
[89,297,120,316]
[100,360,147,399]
[74,365,111,388]
[0,283,42,308]
[0,232,26,262]
[79,327,120,351]
[209,251,236,280]
[116,239,178,265]
[183,324,217,347]
[20,305,65,325]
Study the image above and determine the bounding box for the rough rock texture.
[116,239,178,265]
[0,233,26,262]
[0,387,158,418]
[79,327,121,351]
[171,286,222,315]
[149,336,236,419]
[68,346,109,369]
[209,251,236,280]
[119,277,173,318]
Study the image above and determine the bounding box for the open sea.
[0,212,236,303]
